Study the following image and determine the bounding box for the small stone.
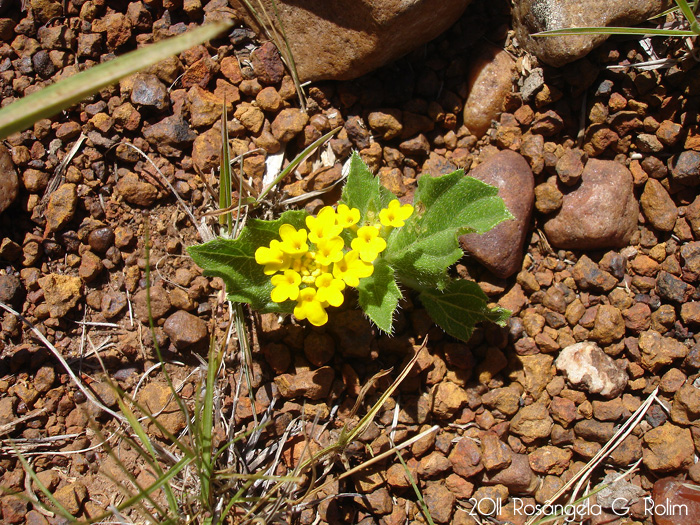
[79,251,103,283]
[92,12,132,48]
[101,291,127,319]
[432,381,468,419]
[481,385,521,416]
[251,41,285,85]
[38,274,83,318]
[555,148,584,186]
[192,127,221,173]
[555,342,627,399]
[640,178,677,232]
[481,431,512,471]
[418,451,452,478]
[255,86,282,112]
[0,274,23,306]
[133,285,171,322]
[592,398,625,421]
[1,494,28,524]
[77,33,102,58]
[163,310,208,350]
[116,172,159,207]
[510,401,553,442]
[656,271,694,303]
[652,478,700,525]
[138,381,186,437]
[368,109,403,141]
[535,179,563,214]
[274,367,334,400]
[681,241,700,279]
[460,150,534,278]
[528,445,572,475]
[622,302,651,333]
[220,56,243,84]
[571,255,617,292]
[670,384,700,425]
[53,482,88,516]
[143,115,196,157]
[671,150,700,186]
[516,354,554,398]
[46,183,77,233]
[463,44,516,138]
[590,305,625,345]
[423,483,455,524]
[87,227,115,253]
[643,423,694,473]
[271,108,309,142]
[480,453,536,493]
[449,437,483,478]
[638,330,689,373]
[653,119,682,147]
[130,73,168,110]
[187,85,230,128]
[544,159,638,249]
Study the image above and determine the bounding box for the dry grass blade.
[525,386,659,525]
[0,21,233,139]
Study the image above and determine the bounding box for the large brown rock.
[543,159,638,250]
[460,150,534,279]
[0,145,18,214]
[232,0,471,82]
[463,44,517,138]
[513,0,671,67]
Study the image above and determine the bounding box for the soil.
[1,0,700,524]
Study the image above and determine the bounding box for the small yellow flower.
[315,272,345,307]
[270,270,301,303]
[254,240,288,275]
[351,225,387,262]
[278,224,309,255]
[306,206,342,243]
[336,204,360,229]
[314,236,345,266]
[379,200,414,228]
[333,250,374,287]
[294,287,328,326]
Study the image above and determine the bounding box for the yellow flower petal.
[379,199,413,227]
[336,204,360,229]
[270,270,301,302]
[293,288,328,326]
[278,224,309,255]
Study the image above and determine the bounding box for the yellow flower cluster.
[255,201,413,326]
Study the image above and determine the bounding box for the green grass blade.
[675,0,700,32]
[650,1,693,19]
[393,450,435,525]
[256,125,341,204]
[534,26,697,36]
[0,20,233,139]
[219,102,233,234]
[11,446,76,521]
[115,392,180,514]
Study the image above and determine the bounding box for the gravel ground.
[1,0,700,524]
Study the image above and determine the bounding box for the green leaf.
[419,280,510,343]
[386,172,513,290]
[340,152,396,226]
[0,21,233,139]
[357,258,402,334]
[187,210,307,312]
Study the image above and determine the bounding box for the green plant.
[0,20,233,139]
[189,152,512,343]
[533,0,700,38]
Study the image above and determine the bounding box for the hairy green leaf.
[386,172,513,290]
[357,258,402,334]
[419,280,510,343]
[340,152,395,226]
[188,210,307,312]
